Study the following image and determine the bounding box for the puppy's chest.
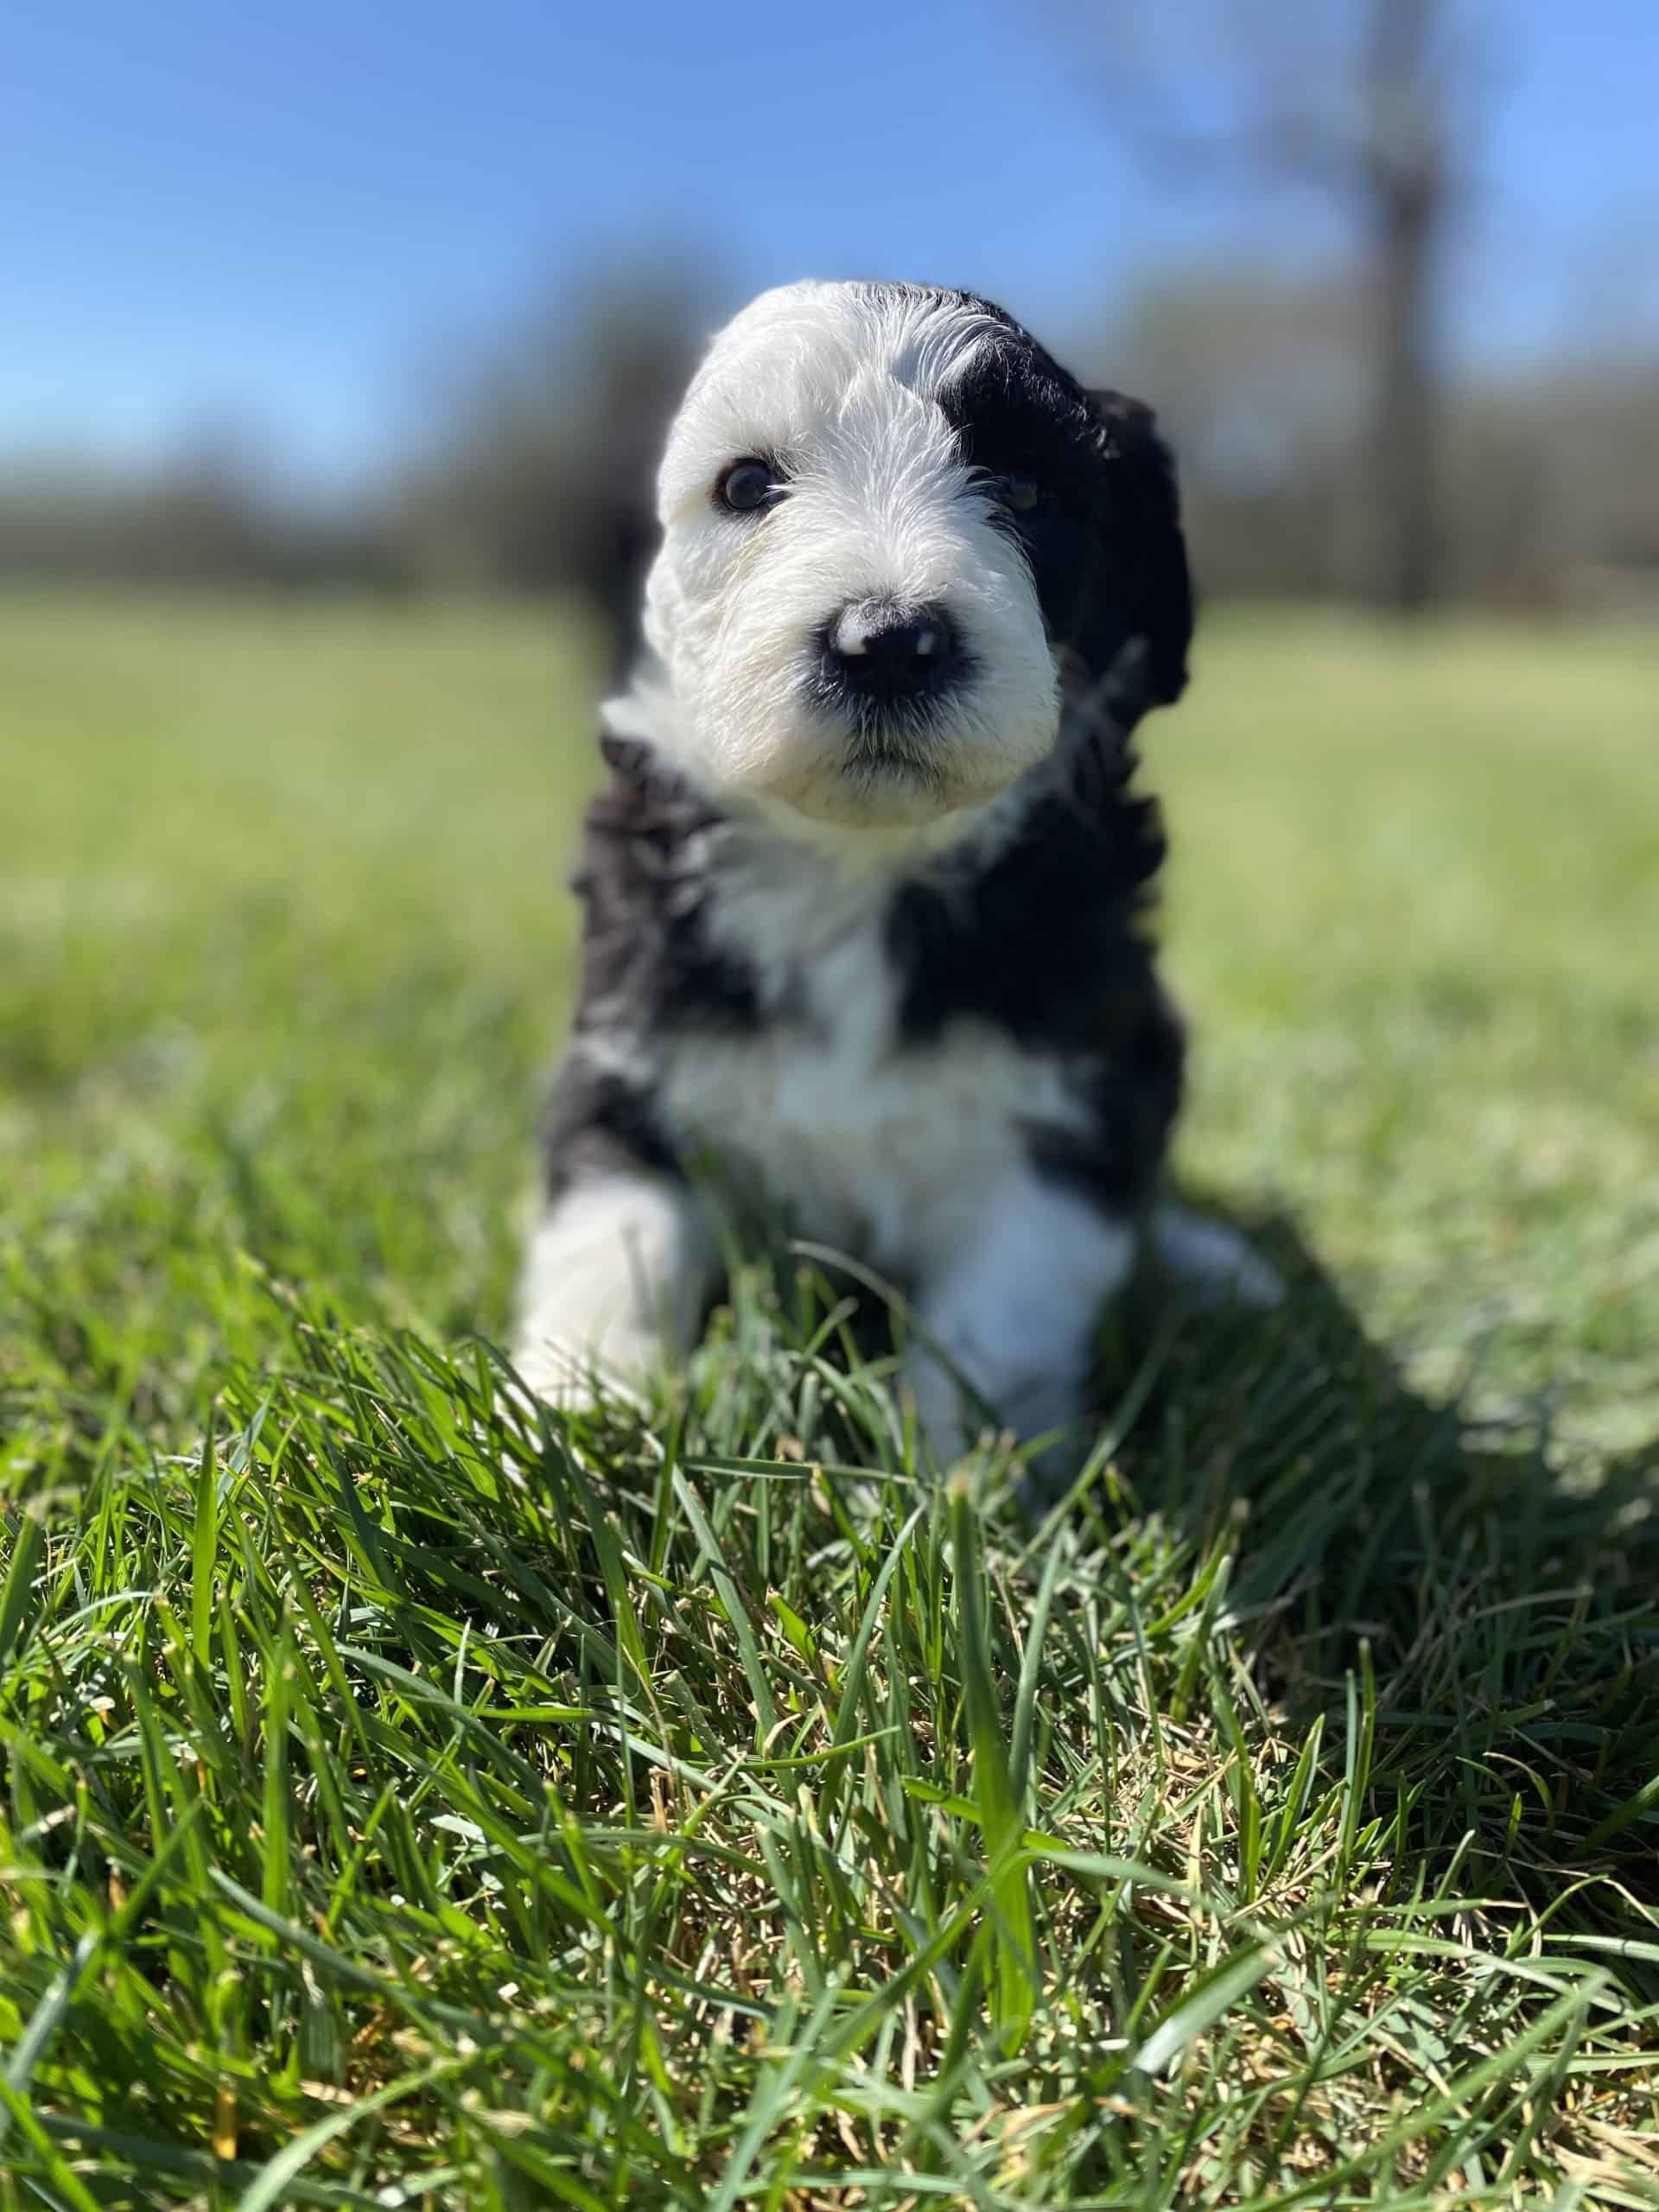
[654,898,1080,1267]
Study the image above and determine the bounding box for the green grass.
[3,593,1657,2207]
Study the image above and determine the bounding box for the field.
[3,593,1658,2207]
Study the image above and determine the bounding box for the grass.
[3,591,1658,2207]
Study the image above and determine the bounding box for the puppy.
[514,280,1272,1477]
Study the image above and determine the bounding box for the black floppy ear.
[1084,389,1193,713]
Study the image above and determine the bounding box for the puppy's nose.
[825,600,959,702]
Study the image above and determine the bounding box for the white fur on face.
[641,282,1059,836]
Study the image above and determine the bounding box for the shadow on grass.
[671,1209,1659,1968]
[1101,1202,1659,1969]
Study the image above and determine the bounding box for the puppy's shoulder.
[567,729,761,1039]
[888,727,1168,1051]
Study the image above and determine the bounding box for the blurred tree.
[1093,269,1372,599]
[1067,0,1498,613]
[0,422,404,591]
[391,254,728,674]
[6,218,1651,616]
[1077,259,1659,611]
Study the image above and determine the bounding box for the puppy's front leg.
[904,1176,1135,1481]
[513,1171,717,1408]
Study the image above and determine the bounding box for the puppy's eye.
[716,459,782,514]
[1001,472,1042,515]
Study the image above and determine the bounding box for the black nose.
[823,600,960,704]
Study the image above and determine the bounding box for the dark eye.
[1001,471,1042,515]
[716,458,782,514]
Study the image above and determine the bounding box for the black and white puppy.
[515,279,1273,1471]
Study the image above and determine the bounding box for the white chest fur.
[653,851,1089,1279]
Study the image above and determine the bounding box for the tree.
[1092,267,1373,601]
[392,254,729,671]
[1068,0,1497,613]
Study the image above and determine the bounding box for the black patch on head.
[921,289,1192,716]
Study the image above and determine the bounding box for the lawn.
[3,592,1657,2207]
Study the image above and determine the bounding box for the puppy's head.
[642,280,1191,834]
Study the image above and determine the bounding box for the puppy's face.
[643,281,1192,833]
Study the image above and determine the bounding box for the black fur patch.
[1021,986,1185,1213]
[543,733,760,1198]
[895,284,1193,712]
[888,717,1184,1211]
[568,734,762,1038]
[542,1054,679,1200]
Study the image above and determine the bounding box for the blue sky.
[5,0,1656,485]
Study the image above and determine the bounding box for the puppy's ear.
[1084,389,1192,713]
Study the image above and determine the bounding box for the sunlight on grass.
[1163,607,1659,1457]
[3,594,1656,2204]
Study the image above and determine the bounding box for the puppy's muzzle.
[819,598,963,712]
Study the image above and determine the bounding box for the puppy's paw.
[482,1332,661,1481]
[508,1325,658,1417]
[1149,1204,1284,1311]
